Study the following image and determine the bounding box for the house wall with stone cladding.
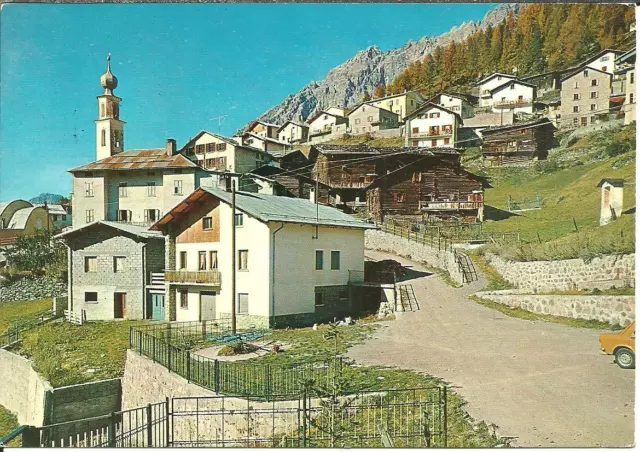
[486,253,635,292]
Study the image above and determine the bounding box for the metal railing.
[0,302,65,348]
[165,270,221,285]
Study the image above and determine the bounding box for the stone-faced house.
[428,93,476,119]
[364,149,485,223]
[307,110,349,142]
[403,102,462,148]
[560,67,612,128]
[347,103,399,135]
[151,186,374,328]
[480,118,556,166]
[277,121,309,144]
[240,133,290,153]
[56,221,165,321]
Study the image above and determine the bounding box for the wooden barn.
[480,118,556,166]
[365,153,485,223]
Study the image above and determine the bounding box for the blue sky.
[0,3,496,201]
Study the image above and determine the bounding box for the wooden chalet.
[244,165,331,204]
[480,118,556,166]
[364,152,485,223]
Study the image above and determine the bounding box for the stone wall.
[0,349,51,426]
[365,230,465,285]
[0,276,67,302]
[474,290,635,327]
[48,378,122,424]
[486,253,635,292]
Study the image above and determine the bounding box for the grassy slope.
[0,299,52,333]
[18,321,143,388]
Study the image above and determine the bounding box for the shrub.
[217,341,258,356]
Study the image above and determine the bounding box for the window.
[179,291,188,309]
[412,127,419,134]
[209,251,218,269]
[590,104,597,111]
[355,118,360,125]
[591,79,599,87]
[631,72,635,84]
[330,251,340,270]
[518,95,524,101]
[179,251,187,270]
[85,292,98,304]
[315,250,324,270]
[114,256,125,273]
[590,92,598,99]
[590,116,596,124]
[198,251,206,271]
[444,138,450,145]
[117,210,131,222]
[510,84,515,90]
[574,81,579,89]
[174,180,183,195]
[429,112,440,118]
[573,106,580,113]
[323,115,328,120]
[235,213,244,227]
[144,209,159,223]
[581,117,588,126]
[431,139,437,147]
[600,56,610,62]
[497,76,502,81]
[573,94,581,101]
[84,182,94,197]
[203,217,213,230]
[148,182,156,197]
[118,183,128,198]
[367,115,373,122]
[101,129,106,146]
[238,250,248,271]
[393,193,406,203]
[601,66,607,72]
[84,256,97,273]
[630,93,635,104]
[339,289,348,301]
[583,70,589,77]
[573,118,579,125]
[412,141,419,147]
[237,294,249,314]
[501,97,506,102]
[315,291,324,307]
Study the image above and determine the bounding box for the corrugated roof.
[0,200,32,219]
[69,149,199,172]
[7,207,39,229]
[55,220,163,240]
[33,204,68,215]
[480,118,554,134]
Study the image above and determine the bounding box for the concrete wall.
[486,253,635,292]
[364,230,465,285]
[0,349,51,426]
[474,289,635,327]
[48,379,122,425]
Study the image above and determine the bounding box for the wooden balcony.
[421,201,483,211]
[492,99,533,109]
[165,270,222,286]
[409,130,453,139]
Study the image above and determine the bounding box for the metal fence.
[130,322,343,400]
[0,302,65,348]
[21,388,447,448]
[507,194,542,212]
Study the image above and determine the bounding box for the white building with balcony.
[152,186,375,328]
[477,73,518,107]
[488,80,536,115]
[403,102,462,148]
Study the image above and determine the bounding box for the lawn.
[18,320,145,388]
[0,405,20,446]
[0,298,53,333]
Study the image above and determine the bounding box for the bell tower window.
[101,104,106,118]
[101,129,106,146]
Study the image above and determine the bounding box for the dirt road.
[348,250,635,447]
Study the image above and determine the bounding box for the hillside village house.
[480,118,556,166]
[277,121,309,144]
[614,48,636,125]
[265,149,309,171]
[581,49,625,75]
[307,110,349,142]
[428,93,476,119]
[181,131,273,172]
[245,120,281,139]
[0,200,52,245]
[404,102,461,148]
[240,132,290,153]
[347,103,399,135]
[56,221,165,321]
[364,148,485,223]
[488,79,537,115]
[151,186,374,327]
[560,66,612,128]
[477,73,517,107]
[366,91,425,121]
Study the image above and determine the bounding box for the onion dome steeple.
[100,54,118,95]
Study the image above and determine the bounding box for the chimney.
[166,138,177,156]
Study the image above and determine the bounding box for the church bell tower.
[95,54,125,161]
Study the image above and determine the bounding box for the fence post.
[266,365,271,400]
[443,386,448,448]
[108,412,116,447]
[214,359,220,393]
[146,404,153,447]
[152,335,156,363]
[186,351,191,382]
[165,397,170,447]
[302,390,308,448]
[168,344,172,373]
[21,426,40,447]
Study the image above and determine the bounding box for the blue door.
[151,294,165,320]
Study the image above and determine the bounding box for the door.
[151,293,165,320]
[114,293,126,319]
[200,291,217,321]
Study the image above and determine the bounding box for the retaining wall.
[474,290,635,327]
[48,378,122,424]
[365,230,465,284]
[0,276,67,302]
[486,253,635,292]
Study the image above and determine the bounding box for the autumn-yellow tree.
[373,84,386,98]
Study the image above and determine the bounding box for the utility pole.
[231,180,237,335]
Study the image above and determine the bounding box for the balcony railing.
[148,272,165,287]
[408,130,453,139]
[421,201,483,211]
[113,220,157,227]
[165,270,222,285]
[492,99,533,109]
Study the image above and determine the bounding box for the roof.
[578,48,625,65]
[243,132,287,146]
[33,204,67,215]
[428,92,476,104]
[403,101,462,121]
[55,220,163,240]
[615,48,636,66]
[306,110,347,124]
[69,149,199,173]
[310,143,461,158]
[276,120,309,133]
[267,148,307,160]
[180,131,267,155]
[7,207,40,229]
[561,65,612,82]
[152,187,376,230]
[0,200,32,218]
[480,118,554,135]
[349,102,398,117]
[489,79,537,94]
[477,72,517,86]
[366,90,425,103]
[247,120,281,132]
[597,179,625,188]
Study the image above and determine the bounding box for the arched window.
[101,129,106,146]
